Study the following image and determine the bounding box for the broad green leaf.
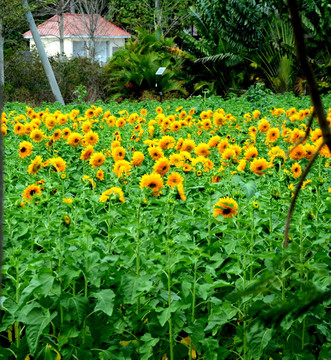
[94,289,115,316]
[25,308,57,356]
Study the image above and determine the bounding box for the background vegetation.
[0,0,329,105]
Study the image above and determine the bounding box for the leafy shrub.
[4,51,108,105]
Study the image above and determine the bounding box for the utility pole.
[22,0,65,104]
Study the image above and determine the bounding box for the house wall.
[29,37,126,61]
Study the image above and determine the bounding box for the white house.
[23,13,131,63]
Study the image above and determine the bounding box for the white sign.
[155,67,166,75]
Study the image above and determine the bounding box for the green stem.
[136,205,141,315]
[15,266,20,348]
[168,255,174,360]
[301,318,305,350]
[243,318,248,360]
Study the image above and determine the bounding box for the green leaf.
[24,308,57,356]
[93,289,115,316]
[61,296,89,325]
[140,333,159,360]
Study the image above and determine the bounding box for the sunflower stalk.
[165,200,174,360]
[136,204,141,315]
[15,265,20,348]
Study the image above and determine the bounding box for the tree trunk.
[155,0,162,30]
[59,10,65,61]
[0,20,4,86]
[22,0,65,104]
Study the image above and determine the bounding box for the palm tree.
[104,28,189,100]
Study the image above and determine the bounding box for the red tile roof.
[23,13,131,38]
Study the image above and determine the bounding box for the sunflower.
[82,121,92,134]
[212,175,222,183]
[85,108,95,119]
[291,162,302,178]
[229,144,242,157]
[19,141,33,159]
[177,182,186,201]
[301,179,312,189]
[140,172,163,193]
[310,128,322,143]
[257,120,270,133]
[50,157,66,172]
[159,135,175,150]
[248,126,257,136]
[116,118,126,128]
[14,123,26,136]
[222,148,237,164]
[84,131,99,146]
[213,113,225,127]
[250,158,270,176]
[189,108,195,116]
[89,152,106,168]
[213,197,238,218]
[237,159,247,172]
[179,110,187,120]
[153,157,171,176]
[166,171,184,188]
[304,144,316,160]
[182,164,192,172]
[28,156,43,175]
[113,160,132,177]
[244,146,258,161]
[62,128,71,139]
[30,129,44,142]
[57,114,68,125]
[148,146,164,160]
[266,127,280,143]
[170,121,181,132]
[201,119,212,131]
[140,108,148,117]
[169,153,183,167]
[181,139,196,153]
[96,169,105,180]
[22,184,42,200]
[252,110,260,119]
[176,138,184,151]
[112,146,126,162]
[217,139,229,154]
[208,136,220,148]
[268,146,286,164]
[289,144,306,160]
[156,106,163,114]
[195,143,210,157]
[252,202,259,209]
[63,198,73,204]
[45,116,57,130]
[80,145,94,161]
[51,129,61,142]
[131,151,145,166]
[289,128,305,143]
[100,187,125,203]
[67,132,83,147]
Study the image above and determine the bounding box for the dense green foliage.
[1,92,331,359]
[1,0,330,104]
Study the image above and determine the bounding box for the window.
[112,46,119,56]
[73,41,87,57]
[95,41,108,63]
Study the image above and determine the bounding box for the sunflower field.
[1,93,331,360]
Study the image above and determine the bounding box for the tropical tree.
[181,0,274,95]
[107,0,193,37]
[104,28,191,100]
